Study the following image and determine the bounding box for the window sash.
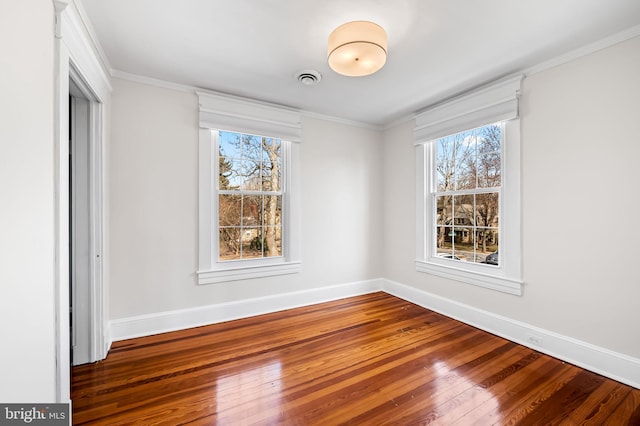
[428,126,503,261]
[214,130,285,263]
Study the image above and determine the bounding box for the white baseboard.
[382,279,640,389]
[110,278,384,341]
[108,276,640,389]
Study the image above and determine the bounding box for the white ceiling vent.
[295,70,322,86]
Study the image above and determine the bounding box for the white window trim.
[415,76,523,295]
[197,92,301,285]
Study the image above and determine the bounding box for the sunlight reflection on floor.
[427,360,503,425]
[216,360,282,423]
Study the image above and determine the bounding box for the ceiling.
[79,0,640,126]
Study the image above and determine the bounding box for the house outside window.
[414,76,523,295]
[197,92,301,285]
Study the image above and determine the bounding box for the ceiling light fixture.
[327,21,387,77]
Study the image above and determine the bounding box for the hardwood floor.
[72,292,640,425]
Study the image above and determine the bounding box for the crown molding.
[524,24,640,76]
[111,69,196,93]
[381,113,416,132]
[300,110,382,131]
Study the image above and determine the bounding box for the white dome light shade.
[328,21,387,77]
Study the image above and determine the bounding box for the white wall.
[519,35,640,356]
[300,116,383,286]
[109,78,383,320]
[0,2,57,402]
[109,79,198,319]
[382,35,640,358]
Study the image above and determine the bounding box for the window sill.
[415,260,522,295]
[198,261,301,285]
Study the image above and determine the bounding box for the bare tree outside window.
[217,131,282,261]
[434,123,501,265]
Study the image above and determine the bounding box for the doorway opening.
[68,71,105,367]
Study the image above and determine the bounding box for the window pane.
[262,162,282,192]
[483,235,499,266]
[219,195,241,226]
[262,138,282,191]
[437,225,455,251]
[264,226,282,257]
[475,193,499,228]
[219,228,241,260]
[453,194,474,226]
[218,150,235,190]
[454,129,476,190]
[219,131,241,159]
[241,227,263,259]
[435,195,450,225]
[435,195,450,251]
[263,195,282,227]
[225,158,245,190]
[262,138,281,162]
[477,227,499,257]
[242,195,262,226]
[477,124,501,188]
[452,226,474,261]
[240,160,261,191]
[436,136,455,192]
[242,134,263,162]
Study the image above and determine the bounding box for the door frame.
[54,0,111,403]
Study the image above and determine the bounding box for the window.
[433,123,502,265]
[415,76,523,295]
[197,92,301,285]
[217,130,283,261]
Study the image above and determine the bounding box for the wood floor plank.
[557,380,626,425]
[456,357,570,425]
[607,390,640,425]
[434,352,547,425]
[71,292,640,425]
[377,346,535,425]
